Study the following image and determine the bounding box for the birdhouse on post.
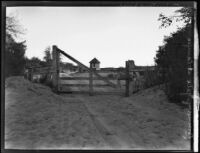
[89,58,100,70]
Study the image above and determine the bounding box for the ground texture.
[5,76,191,150]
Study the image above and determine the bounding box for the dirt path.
[5,77,191,150]
[73,89,190,150]
[79,98,132,149]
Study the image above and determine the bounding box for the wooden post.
[89,64,94,96]
[52,45,59,93]
[30,67,33,82]
[129,61,135,94]
[27,68,31,81]
[125,61,130,97]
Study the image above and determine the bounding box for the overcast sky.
[7,7,184,67]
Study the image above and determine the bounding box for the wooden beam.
[61,84,117,87]
[58,90,123,95]
[60,77,122,80]
[89,65,94,96]
[52,45,60,92]
[32,71,55,75]
[57,47,89,70]
[125,61,130,97]
[33,67,53,72]
[60,77,89,80]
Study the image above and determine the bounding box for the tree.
[5,34,26,77]
[158,7,193,28]
[43,46,52,66]
[6,15,25,39]
[25,57,46,68]
[5,15,27,77]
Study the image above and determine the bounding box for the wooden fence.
[24,66,54,83]
[52,46,135,96]
[25,45,136,96]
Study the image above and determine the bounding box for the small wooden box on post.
[52,45,60,93]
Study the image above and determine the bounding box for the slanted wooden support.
[125,61,130,97]
[57,47,117,88]
[52,45,60,92]
[89,64,94,96]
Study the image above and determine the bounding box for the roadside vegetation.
[154,7,193,106]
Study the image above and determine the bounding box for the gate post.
[89,64,94,96]
[52,45,60,93]
[125,61,130,97]
[125,60,135,96]
[27,67,32,81]
[30,67,33,82]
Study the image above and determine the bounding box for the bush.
[154,25,191,104]
[38,74,53,88]
[5,34,26,77]
[143,69,160,89]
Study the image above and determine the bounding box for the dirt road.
[5,77,190,150]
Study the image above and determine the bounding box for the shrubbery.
[38,74,53,88]
[143,69,161,89]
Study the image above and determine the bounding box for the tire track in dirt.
[76,95,147,149]
[81,102,129,149]
[51,96,105,148]
[73,95,136,149]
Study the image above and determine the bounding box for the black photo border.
[1,1,197,153]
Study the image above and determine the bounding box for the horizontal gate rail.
[33,71,55,74]
[60,77,126,80]
[60,77,89,80]
[58,90,123,95]
[60,84,125,87]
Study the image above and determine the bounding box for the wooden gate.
[52,45,134,96]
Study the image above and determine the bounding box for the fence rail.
[60,77,124,80]
[57,90,124,95]
[60,84,126,87]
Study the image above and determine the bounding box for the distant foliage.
[6,15,25,39]
[43,46,52,66]
[158,7,193,28]
[25,57,46,67]
[25,46,53,68]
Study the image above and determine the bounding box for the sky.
[6,7,184,67]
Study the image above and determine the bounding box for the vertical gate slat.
[52,45,60,93]
[89,64,94,96]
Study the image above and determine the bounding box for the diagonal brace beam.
[57,47,117,88]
